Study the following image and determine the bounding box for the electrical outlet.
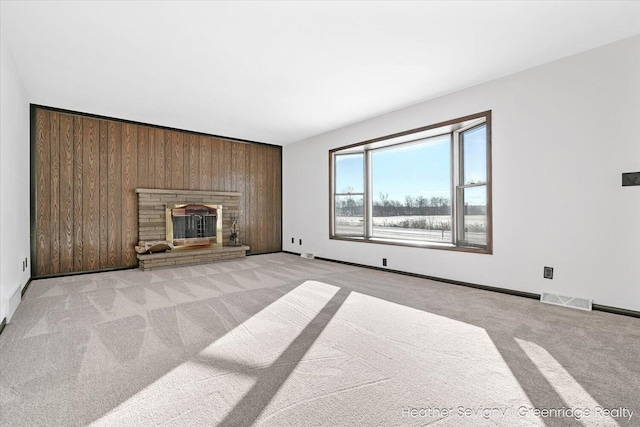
[622,172,640,186]
[291,237,294,244]
[543,266,554,279]
[382,258,387,267]
[22,260,25,272]
[299,239,302,245]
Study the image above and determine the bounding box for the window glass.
[335,153,363,194]
[461,186,487,246]
[370,136,451,243]
[462,124,487,185]
[335,195,364,237]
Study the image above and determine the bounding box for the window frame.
[333,152,365,238]
[455,122,489,248]
[329,111,492,254]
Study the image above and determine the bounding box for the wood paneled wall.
[32,107,282,276]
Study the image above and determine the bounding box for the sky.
[335,125,487,205]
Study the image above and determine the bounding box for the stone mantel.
[135,188,241,197]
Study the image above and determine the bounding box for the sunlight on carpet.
[91,280,545,426]
[91,281,341,426]
[516,338,620,426]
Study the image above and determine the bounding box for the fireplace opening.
[166,204,222,248]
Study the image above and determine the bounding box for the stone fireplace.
[135,188,249,270]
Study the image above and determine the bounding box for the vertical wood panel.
[154,129,165,189]
[148,128,156,189]
[121,123,138,266]
[164,129,173,190]
[223,139,232,192]
[183,135,190,189]
[217,137,225,190]
[257,145,267,252]
[137,126,149,189]
[264,146,273,251]
[234,143,246,198]
[49,112,60,274]
[273,148,283,252]
[244,144,252,250]
[99,121,108,269]
[107,121,122,268]
[231,143,239,192]
[83,118,100,271]
[234,143,246,243]
[36,110,50,275]
[187,134,199,189]
[59,114,74,273]
[171,131,183,189]
[243,144,251,251]
[212,138,223,190]
[199,136,211,191]
[267,147,276,251]
[73,116,84,271]
[33,107,282,275]
[249,144,259,252]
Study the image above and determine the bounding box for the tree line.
[337,191,485,217]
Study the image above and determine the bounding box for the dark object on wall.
[622,172,640,186]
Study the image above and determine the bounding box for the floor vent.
[541,292,592,311]
[300,253,315,259]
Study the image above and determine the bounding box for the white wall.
[283,36,640,312]
[0,35,31,322]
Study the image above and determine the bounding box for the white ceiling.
[2,1,639,145]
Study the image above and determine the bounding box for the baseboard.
[21,277,33,297]
[310,254,539,300]
[0,317,6,336]
[31,265,137,281]
[281,252,640,319]
[282,250,301,256]
[592,303,640,319]
[247,250,283,257]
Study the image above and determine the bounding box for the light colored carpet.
[0,253,638,426]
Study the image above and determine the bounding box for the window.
[334,153,364,237]
[330,111,491,253]
[457,123,488,247]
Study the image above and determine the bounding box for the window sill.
[329,235,492,254]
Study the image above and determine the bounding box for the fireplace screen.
[166,204,222,247]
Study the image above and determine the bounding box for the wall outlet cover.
[622,172,640,186]
[543,266,554,279]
